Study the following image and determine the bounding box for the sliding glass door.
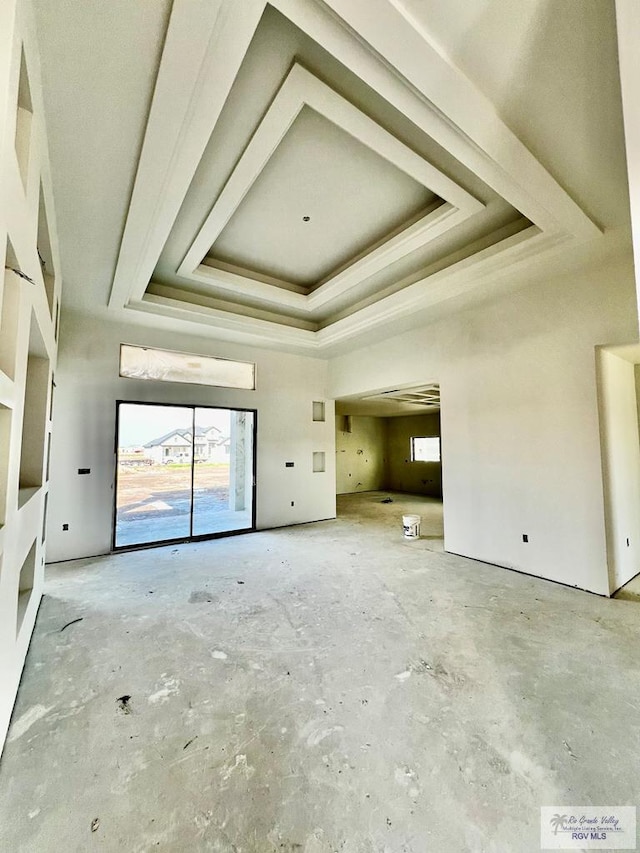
[192,407,254,537]
[114,402,255,550]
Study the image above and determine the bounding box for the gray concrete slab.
[613,572,640,601]
[1,492,639,852]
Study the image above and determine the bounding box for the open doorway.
[334,384,444,546]
[597,345,640,596]
[113,402,256,550]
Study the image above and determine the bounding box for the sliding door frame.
[112,399,257,553]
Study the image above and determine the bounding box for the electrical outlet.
[62,523,69,531]
[291,501,295,507]
[522,534,529,543]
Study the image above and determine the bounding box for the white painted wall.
[47,311,336,562]
[597,348,640,593]
[329,241,637,595]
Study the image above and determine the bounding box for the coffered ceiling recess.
[364,384,441,412]
[108,0,601,352]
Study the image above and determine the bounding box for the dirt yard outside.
[114,462,247,546]
[116,463,230,510]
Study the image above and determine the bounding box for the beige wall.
[385,413,441,497]
[335,415,386,494]
[335,413,442,497]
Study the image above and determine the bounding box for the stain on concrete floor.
[1,492,639,852]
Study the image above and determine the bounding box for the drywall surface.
[386,413,441,497]
[329,242,637,595]
[47,311,335,562]
[598,349,640,593]
[335,415,385,494]
[616,0,640,318]
[0,0,61,752]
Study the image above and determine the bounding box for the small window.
[119,344,255,390]
[411,437,440,462]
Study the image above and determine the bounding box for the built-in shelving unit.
[312,451,326,473]
[14,48,32,193]
[37,180,56,319]
[312,401,327,473]
[0,404,12,526]
[0,252,20,382]
[18,314,50,497]
[16,539,36,638]
[0,0,61,754]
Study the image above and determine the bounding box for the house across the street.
[143,426,230,465]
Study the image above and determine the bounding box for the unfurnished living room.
[2,0,640,850]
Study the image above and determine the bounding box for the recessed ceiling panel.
[364,383,440,409]
[97,0,603,352]
[209,106,437,287]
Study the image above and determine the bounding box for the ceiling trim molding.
[189,200,476,314]
[315,227,566,346]
[273,0,600,238]
[108,0,267,309]
[179,62,482,279]
[284,0,602,240]
[135,226,570,353]
[107,0,604,353]
[130,294,321,349]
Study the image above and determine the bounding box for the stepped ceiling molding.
[108,0,601,353]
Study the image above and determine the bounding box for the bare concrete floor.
[613,571,640,602]
[1,491,639,852]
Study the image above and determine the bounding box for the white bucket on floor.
[402,514,421,538]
